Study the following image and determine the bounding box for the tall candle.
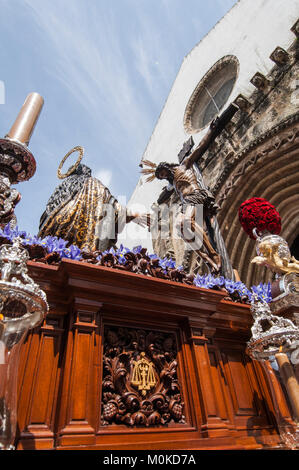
[6,92,44,146]
[275,352,299,422]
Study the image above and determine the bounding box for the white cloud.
[22,0,154,158]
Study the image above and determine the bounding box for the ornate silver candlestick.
[247,300,299,362]
[0,93,48,449]
[238,199,299,447]
[247,299,299,449]
[247,232,299,448]
[0,92,43,228]
[0,238,48,449]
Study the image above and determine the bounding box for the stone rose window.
[184,55,239,133]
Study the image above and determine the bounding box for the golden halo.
[57,146,84,179]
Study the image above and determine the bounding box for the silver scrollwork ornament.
[247,299,299,361]
[0,237,48,450]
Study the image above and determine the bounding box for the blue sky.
[0,0,237,236]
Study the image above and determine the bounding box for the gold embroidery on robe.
[38,177,125,251]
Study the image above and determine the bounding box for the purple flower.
[14,226,27,239]
[115,245,129,264]
[116,244,130,256]
[117,254,127,265]
[0,223,272,305]
[224,279,239,294]
[192,273,268,303]
[194,274,216,289]
[22,235,34,246]
[53,238,68,253]
[62,244,82,260]
[159,257,176,270]
[250,282,272,303]
[214,276,225,287]
[0,224,14,240]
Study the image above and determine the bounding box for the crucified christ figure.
[141,103,238,275]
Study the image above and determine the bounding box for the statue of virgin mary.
[38,147,141,251]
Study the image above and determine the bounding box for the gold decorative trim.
[131,352,157,396]
[57,146,84,179]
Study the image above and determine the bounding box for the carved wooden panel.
[224,351,256,415]
[221,347,270,429]
[16,314,65,449]
[208,349,230,423]
[101,326,185,427]
[56,304,102,442]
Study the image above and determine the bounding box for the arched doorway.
[216,119,299,286]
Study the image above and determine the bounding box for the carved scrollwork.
[101,326,185,427]
[0,237,48,344]
[0,138,37,227]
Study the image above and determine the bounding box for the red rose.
[238,197,281,239]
